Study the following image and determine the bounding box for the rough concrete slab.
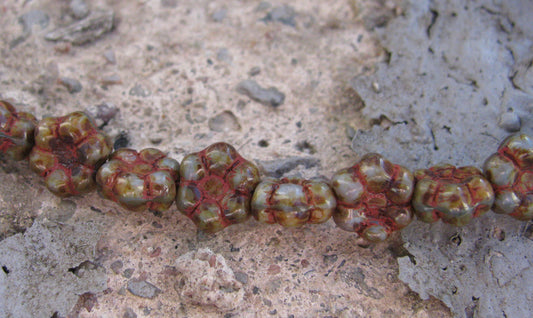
[1,0,530,317]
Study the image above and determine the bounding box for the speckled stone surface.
[1,0,530,317]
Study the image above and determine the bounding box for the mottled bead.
[96,148,179,212]
[29,112,112,197]
[176,142,260,233]
[331,153,414,242]
[251,178,336,227]
[412,164,494,226]
[0,100,37,160]
[483,134,533,220]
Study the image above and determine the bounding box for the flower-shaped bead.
[96,148,180,212]
[0,100,37,160]
[412,164,494,226]
[331,153,414,242]
[29,112,112,197]
[176,142,261,233]
[251,178,336,227]
[483,134,533,220]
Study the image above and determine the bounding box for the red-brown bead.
[412,164,494,226]
[331,153,414,242]
[176,142,261,233]
[483,134,533,220]
[29,111,112,197]
[0,100,37,160]
[96,148,180,212]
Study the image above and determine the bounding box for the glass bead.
[483,134,533,220]
[331,153,414,242]
[251,177,336,227]
[29,112,112,197]
[176,142,260,233]
[412,164,494,226]
[96,148,179,212]
[0,100,37,160]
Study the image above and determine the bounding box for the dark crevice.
[427,9,439,37]
[2,265,10,274]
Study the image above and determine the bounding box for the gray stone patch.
[262,5,297,27]
[127,279,161,299]
[0,209,107,317]
[45,10,115,45]
[59,77,82,94]
[19,10,49,34]
[348,0,533,317]
[256,156,320,178]
[70,0,90,20]
[236,80,285,107]
[208,110,241,132]
[212,8,227,22]
[129,84,151,97]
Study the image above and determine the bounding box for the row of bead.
[1,100,532,242]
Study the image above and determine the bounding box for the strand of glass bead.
[1,100,532,242]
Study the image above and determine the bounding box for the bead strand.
[1,100,532,243]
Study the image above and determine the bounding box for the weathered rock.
[175,248,244,311]
[127,279,161,299]
[236,80,285,107]
[0,209,107,317]
[45,10,114,45]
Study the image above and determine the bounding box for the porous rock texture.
[349,0,533,317]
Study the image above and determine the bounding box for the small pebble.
[70,0,90,19]
[234,271,248,285]
[208,110,241,132]
[45,10,115,45]
[216,48,233,63]
[498,110,521,132]
[262,5,297,27]
[101,74,122,86]
[236,79,285,107]
[103,49,116,64]
[248,66,261,76]
[123,307,137,318]
[19,10,50,34]
[127,279,161,299]
[110,260,123,274]
[161,0,178,8]
[85,102,119,128]
[123,268,134,278]
[59,77,82,94]
[212,8,227,22]
[114,131,130,149]
[129,84,151,97]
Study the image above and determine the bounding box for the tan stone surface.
[1,0,450,317]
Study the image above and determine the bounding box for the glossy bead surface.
[29,112,112,197]
[412,164,494,226]
[176,142,260,233]
[483,134,533,220]
[251,178,336,227]
[331,153,414,242]
[96,148,179,212]
[0,100,37,160]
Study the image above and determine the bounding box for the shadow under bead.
[331,153,414,242]
[0,100,37,160]
[251,177,336,227]
[412,164,494,226]
[176,142,261,233]
[483,134,533,221]
[96,148,180,212]
[29,111,112,197]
